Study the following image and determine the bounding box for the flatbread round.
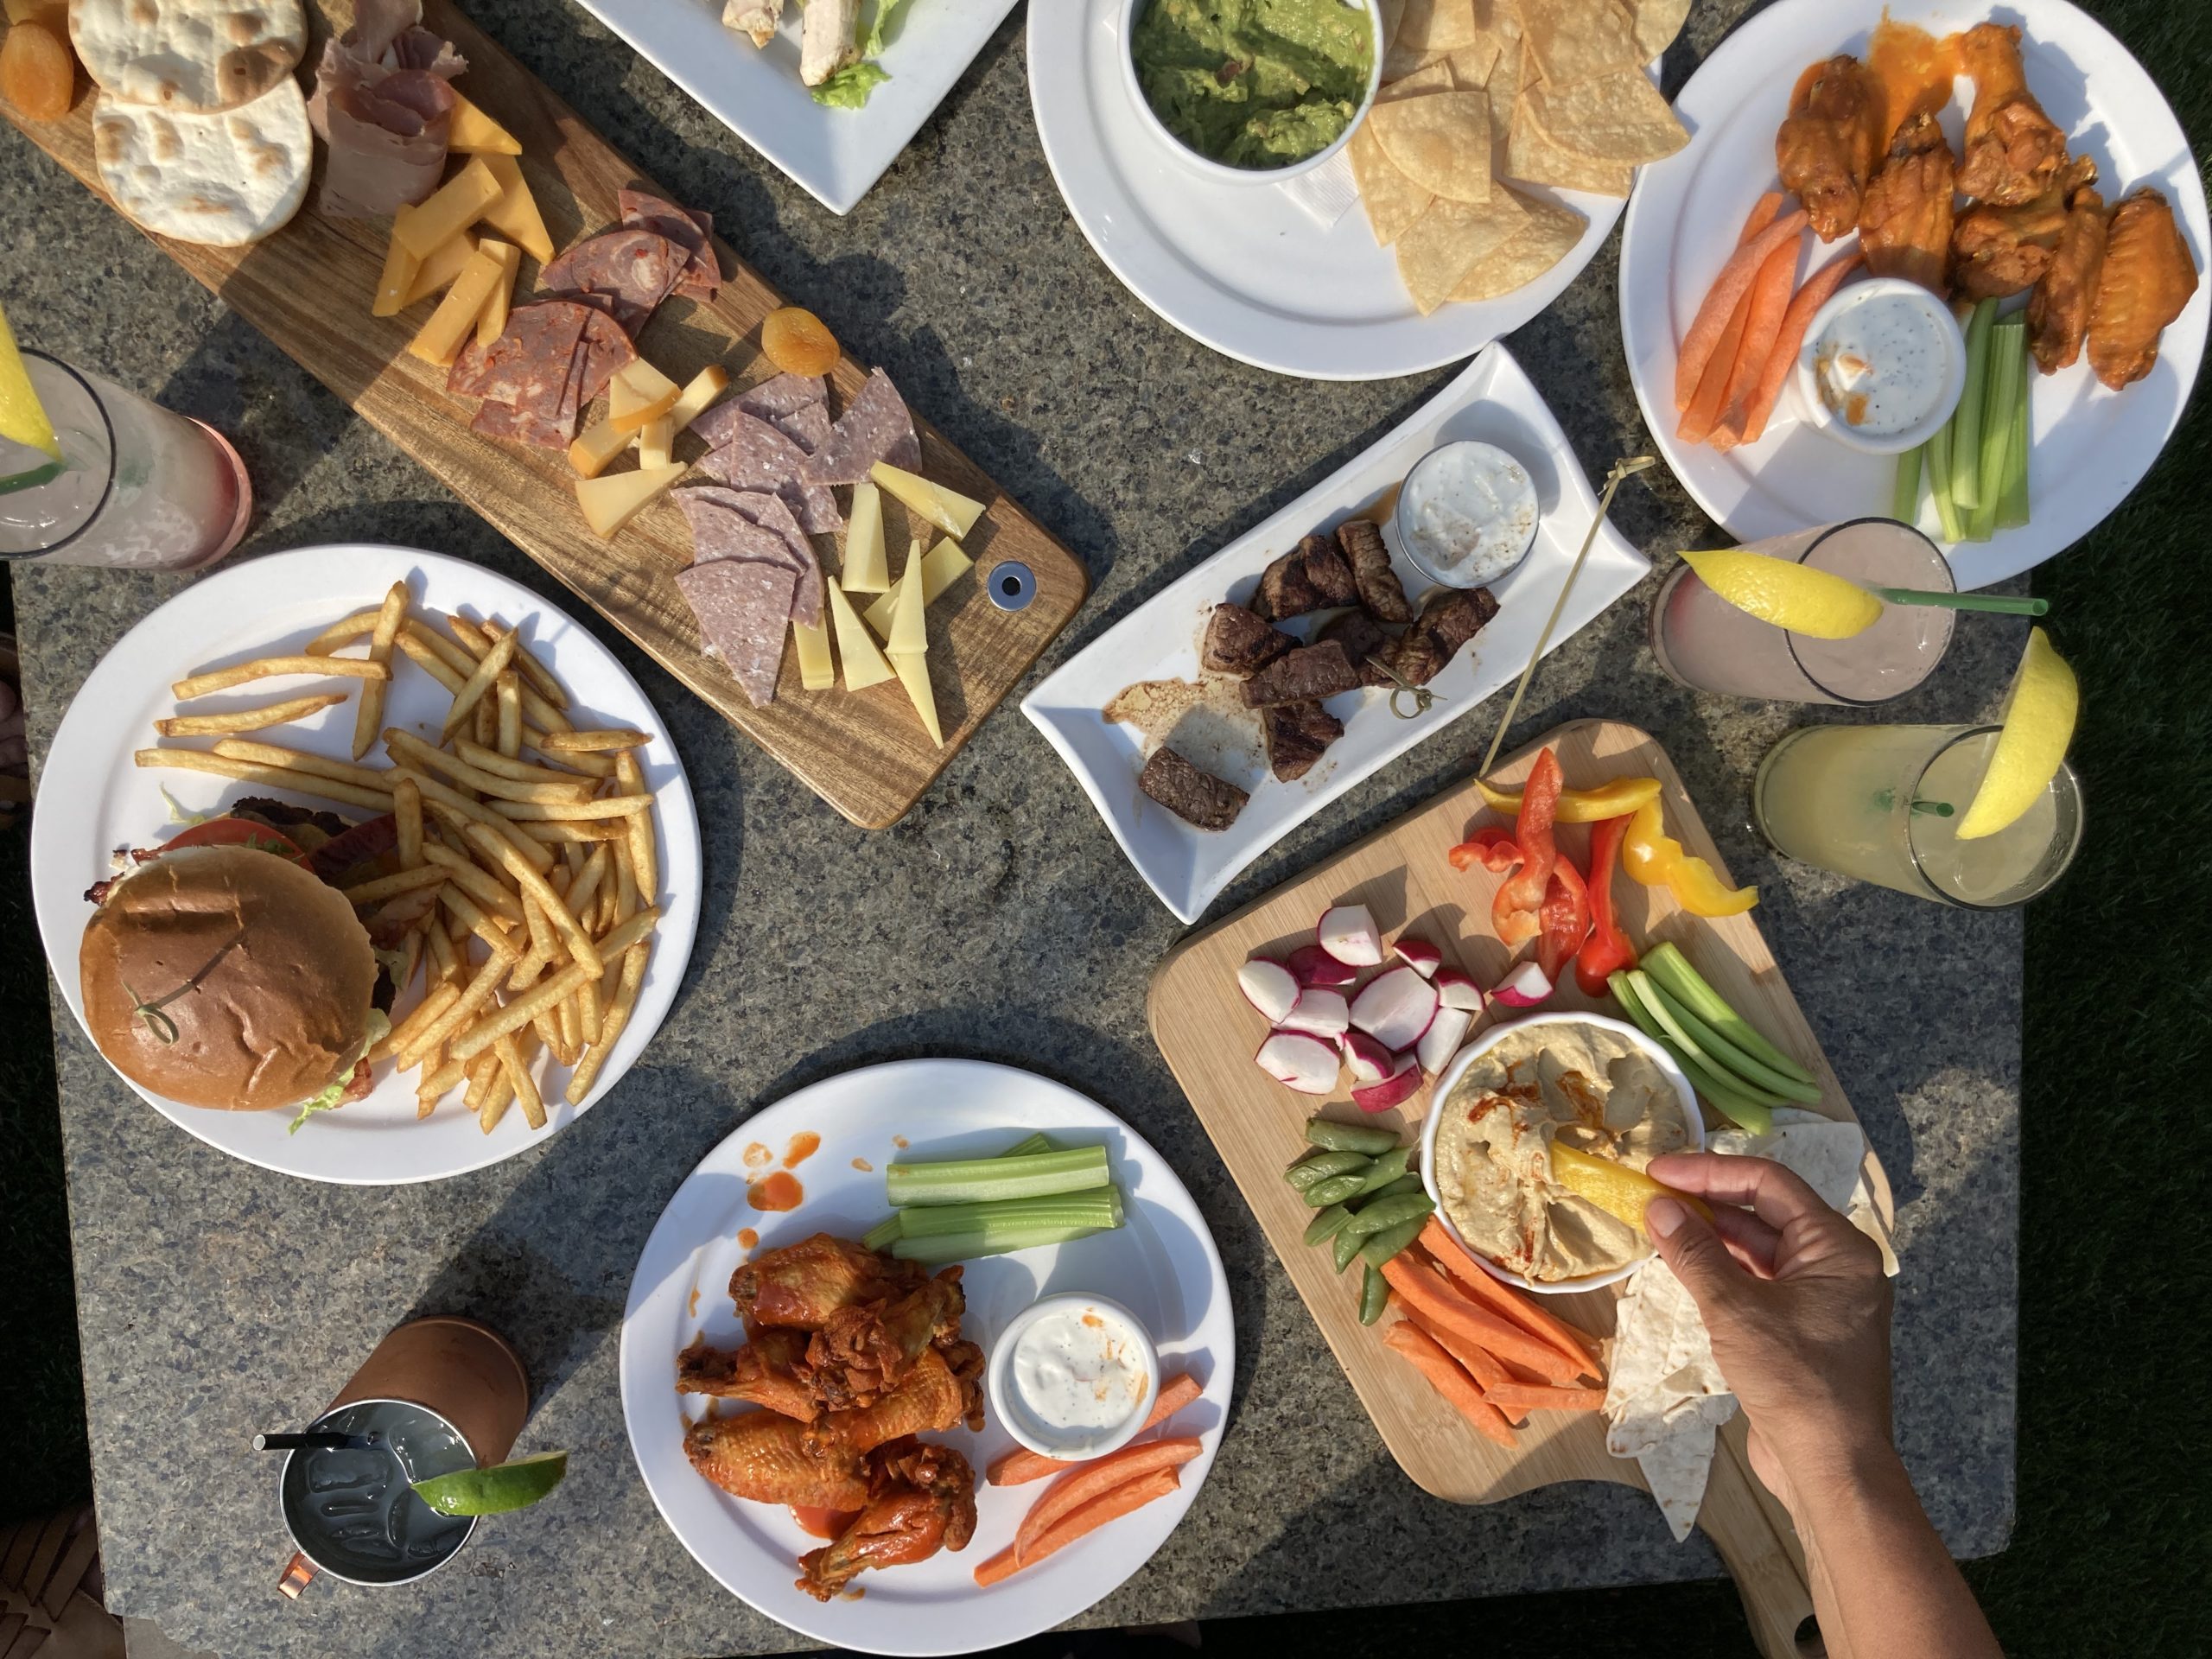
[91,78,309,246]
[72,0,307,113]
[1369,89,1494,204]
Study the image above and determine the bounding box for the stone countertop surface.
[4,1,2022,1654]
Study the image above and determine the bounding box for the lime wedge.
[0,302,62,464]
[1681,549,1883,639]
[410,1449,569,1516]
[1955,627,2078,841]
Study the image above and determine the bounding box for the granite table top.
[3,1,2019,1653]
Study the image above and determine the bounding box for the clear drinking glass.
[0,352,251,569]
[1753,723,2083,908]
[1649,518,1955,704]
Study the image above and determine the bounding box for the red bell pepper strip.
[1574,813,1638,997]
[1447,826,1522,874]
[1536,853,1590,983]
[1493,749,1563,948]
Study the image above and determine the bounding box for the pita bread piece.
[72,0,307,112]
[1519,0,1639,88]
[1525,67,1687,163]
[1448,185,1586,299]
[1506,83,1635,195]
[91,78,310,246]
[1370,89,1493,203]
[1395,187,1527,312]
[1628,0,1690,60]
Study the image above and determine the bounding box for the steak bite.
[1317,610,1393,687]
[1252,535,1359,620]
[1241,641,1363,708]
[1336,518,1413,623]
[1262,700,1343,782]
[1138,747,1248,831]
[1377,587,1501,685]
[1200,603,1299,677]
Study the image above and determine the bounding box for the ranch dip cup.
[1392,439,1541,590]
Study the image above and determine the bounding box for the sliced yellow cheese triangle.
[609,359,682,431]
[842,480,890,593]
[792,617,836,690]
[889,651,942,747]
[637,415,674,471]
[826,581,895,690]
[472,239,521,349]
[884,543,930,656]
[397,158,502,258]
[402,226,478,306]
[870,460,985,538]
[372,226,423,318]
[664,365,729,436]
[864,537,973,638]
[575,461,687,538]
[479,154,555,264]
[406,241,512,366]
[568,415,633,480]
[448,92,523,155]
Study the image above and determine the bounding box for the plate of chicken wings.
[1618,0,2207,589]
[619,1059,1233,1653]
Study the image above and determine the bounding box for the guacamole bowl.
[1119,0,1385,185]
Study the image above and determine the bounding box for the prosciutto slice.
[307,0,468,219]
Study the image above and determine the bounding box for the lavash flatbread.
[91,78,310,246]
[72,0,307,113]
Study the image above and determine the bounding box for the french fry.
[304,610,382,656]
[396,925,425,1001]
[567,940,647,1103]
[512,819,626,844]
[425,913,459,984]
[134,748,394,813]
[400,769,556,871]
[563,845,613,925]
[207,739,391,792]
[616,750,658,904]
[372,981,459,1063]
[441,628,518,741]
[384,728,592,804]
[461,1051,501,1115]
[490,794,653,821]
[476,1063,516,1131]
[155,692,346,736]
[493,1029,543,1131]
[453,740,593,786]
[437,884,520,959]
[340,865,449,906]
[397,631,605,771]
[474,692,497,750]
[400,950,512,1070]
[481,620,569,711]
[496,671,522,759]
[562,839,586,877]
[353,582,410,760]
[427,619,582,741]
[465,823,601,971]
[539,728,650,753]
[395,777,424,869]
[421,844,525,922]
[432,958,598,1078]
[172,655,391,700]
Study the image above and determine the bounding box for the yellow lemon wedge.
[1955,626,2078,841]
[1681,549,1882,639]
[1548,1143,1713,1233]
[0,300,61,464]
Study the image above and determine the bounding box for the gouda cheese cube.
[864,537,973,637]
[397,158,504,259]
[406,244,509,366]
[826,581,894,690]
[567,415,634,480]
[870,460,985,538]
[792,617,836,690]
[888,651,942,746]
[372,226,422,318]
[884,544,929,656]
[842,480,889,593]
[447,92,523,156]
[473,240,521,348]
[638,415,675,471]
[401,226,478,305]
[664,365,730,436]
[479,153,555,265]
[576,462,688,538]
[609,359,681,433]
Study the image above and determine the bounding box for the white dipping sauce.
[1009,1304,1148,1442]
[1396,441,1539,587]
[1811,287,1953,436]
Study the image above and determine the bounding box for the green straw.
[1910,800,1955,817]
[1872,587,2047,616]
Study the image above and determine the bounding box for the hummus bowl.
[1420,1011,1703,1295]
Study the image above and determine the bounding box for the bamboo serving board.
[1150,721,1897,1658]
[3,0,1086,830]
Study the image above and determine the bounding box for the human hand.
[1643,1151,1894,1512]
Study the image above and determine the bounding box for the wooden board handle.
[1699,1430,1822,1659]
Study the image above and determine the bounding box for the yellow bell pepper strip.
[1476,774,1663,823]
[1548,1143,1713,1232]
[1574,813,1637,997]
[1620,800,1758,918]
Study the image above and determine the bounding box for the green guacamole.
[1132,0,1376,170]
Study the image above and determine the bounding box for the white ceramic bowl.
[1419,1010,1704,1295]
[986,1291,1163,1461]
[1393,438,1544,590]
[1119,0,1385,186]
[1789,276,1968,457]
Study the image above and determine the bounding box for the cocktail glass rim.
[1783,516,1955,706]
[9,351,116,563]
[278,1395,480,1588]
[1903,724,2086,910]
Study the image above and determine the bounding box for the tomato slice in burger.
[158,817,309,864]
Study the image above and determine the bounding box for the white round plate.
[620,1060,1234,1656]
[1619,0,2208,589]
[1029,0,1637,380]
[29,544,702,1185]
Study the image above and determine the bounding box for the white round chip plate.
[29,544,702,1185]
[1029,0,1638,380]
[1619,0,2208,589]
[620,1060,1234,1656]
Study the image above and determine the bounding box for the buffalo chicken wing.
[683,1409,869,1511]
[796,1437,976,1601]
[1777,55,1883,240]
[1951,156,2096,302]
[2088,188,2202,390]
[2028,179,2109,374]
[729,1232,929,1331]
[1956,23,2067,207]
[1858,111,1957,295]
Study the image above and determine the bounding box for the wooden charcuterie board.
[1149,721,1897,1658]
[2,0,1086,830]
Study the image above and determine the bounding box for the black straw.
[254,1432,362,1452]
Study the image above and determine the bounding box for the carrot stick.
[1399,1302,1527,1426]
[988,1372,1202,1486]
[973,1468,1182,1586]
[1674,208,1810,410]
[1738,252,1864,443]
[1713,234,1803,448]
[1417,1222,1604,1378]
[1376,1253,1586,1384]
[1677,195,1783,444]
[1382,1320,1517,1447]
[1483,1384,1607,1412]
[1014,1437,1203,1564]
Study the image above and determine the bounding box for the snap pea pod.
[1357,1263,1390,1325]
[1356,1173,1425,1205]
[1306,1172,1371,1208]
[1303,1205,1355,1247]
[1304,1116,1402,1156]
[1349,1146,1412,1198]
[1286,1149,1371,1191]
[1332,1225,1367,1274]
[1339,1191,1434,1242]
[1360,1217,1427,1268]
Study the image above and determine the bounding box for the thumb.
[1646,1197,1745,1310]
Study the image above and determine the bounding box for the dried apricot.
[760,306,840,378]
[0,18,73,123]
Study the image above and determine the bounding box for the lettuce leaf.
[288,1010,391,1135]
[861,0,915,58]
[810,60,891,108]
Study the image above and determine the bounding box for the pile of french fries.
[136,581,664,1135]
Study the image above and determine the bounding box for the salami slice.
[772,401,832,455]
[617,188,720,299]
[469,397,569,451]
[539,229,687,337]
[694,411,844,537]
[734,372,828,420]
[448,300,591,405]
[677,485,822,627]
[675,556,796,709]
[797,367,921,486]
[573,308,637,407]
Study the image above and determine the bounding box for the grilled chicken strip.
[799,0,861,86]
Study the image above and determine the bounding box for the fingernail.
[1646,1198,1685,1240]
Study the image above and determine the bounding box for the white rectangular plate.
[1023,344,1650,924]
[570,0,1020,215]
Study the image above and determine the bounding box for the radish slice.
[1348,964,1439,1052]
[1417,1006,1473,1076]
[1341,1029,1394,1085]
[1287,944,1357,988]
[1256,1031,1340,1095]
[1316,904,1384,967]
[1393,937,1443,978]
[1236,958,1300,1024]
[1434,966,1484,1012]
[1489,961,1554,1009]
[1278,989,1351,1039]
[1352,1052,1423,1111]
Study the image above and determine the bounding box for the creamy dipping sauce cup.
[1792,277,1967,456]
[1392,440,1541,590]
[987,1292,1161,1461]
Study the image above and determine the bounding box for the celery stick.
[1970,321,2023,542]
[1949,301,1997,514]
[1892,442,1923,524]
[893,1187,1123,1239]
[1639,943,1817,1084]
[1000,1132,1052,1159]
[1924,417,1966,543]
[1636,975,1825,1103]
[1609,974,1775,1133]
[861,1214,903,1251]
[1625,971,1788,1107]
[885,1145,1108,1206]
[889,1224,1109,1266]
[1999,364,2031,529]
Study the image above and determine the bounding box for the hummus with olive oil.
[1435,1020,1690,1282]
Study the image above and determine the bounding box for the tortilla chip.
[1396,0,1478,53]
[1370,90,1494,203]
[1484,29,1525,148]
[1381,0,1408,54]
[1525,69,1688,163]
[1628,0,1689,60]
[1447,186,1586,299]
[1506,88,1635,194]
[1348,121,1436,245]
[1446,34,1504,87]
[1521,0,1640,88]
[1395,189,1528,312]
[1381,59,1458,99]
